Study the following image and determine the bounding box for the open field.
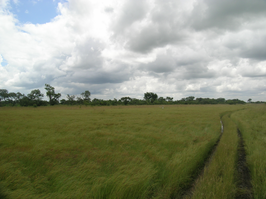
[185,113,238,199]
[0,104,256,198]
[231,104,266,199]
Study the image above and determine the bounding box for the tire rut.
[181,120,224,199]
[235,128,253,199]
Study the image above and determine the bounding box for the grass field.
[231,104,266,199]
[0,104,250,198]
[186,112,238,199]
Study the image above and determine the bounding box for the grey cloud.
[113,0,187,53]
[128,24,183,53]
[140,53,177,73]
[183,70,216,80]
[242,73,266,78]
[190,0,266,30]
[176,54,208,67]
[104,7,114,13]
[65,38,104,69]
[224,33,266,61]
[62,62,132,86]
[182,66,217,80]
[78,71,130,84]
[12,73,55,89]
[113,0,148,33]
[241,40,266,61]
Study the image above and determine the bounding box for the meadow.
[0,104,258,198]
[231,104,266,199]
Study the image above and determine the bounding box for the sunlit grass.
[0,105,242,198]
[187,113,238,199]
[231,104,266,199]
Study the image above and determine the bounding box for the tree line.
[0,84,261,107]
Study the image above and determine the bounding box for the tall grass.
[186,113,238,199]
[0,105,242,198]
[231,104,266,199]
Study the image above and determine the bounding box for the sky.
[0,0,266,101]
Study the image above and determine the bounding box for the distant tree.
[76,97,83,105]
[226,99,246,105]
[19,96,31,106]
[158,97,165,101]
[91,98,101,106]
[8,92,17,101]
[217,98,226,104]
[60,99,67,105]
[112,98,118,106]
[27,89,43,101]
[185,96,195,101]
[67,94,75,105]
[27,89,44,106]
[16,92,24,102]
[120,97,131,105]
[81,90,91,101]
[144,92,158,104]
[166,97,173,102]
[0,89,8,101]
[8,92,17,105]
[45,84,61,105]
[248,98,252,103]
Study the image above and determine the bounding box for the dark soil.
[235,129,253,199]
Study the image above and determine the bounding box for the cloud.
[0,0,266,101]
[140,53,177,73]
[112,0,148,34]
[190,0,266,31]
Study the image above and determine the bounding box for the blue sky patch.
[0,55,8,67]
[9,0,67,24]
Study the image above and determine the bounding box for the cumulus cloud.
[190,0,266,31]
[0,0,266,101]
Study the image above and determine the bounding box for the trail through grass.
[184,113,238,199]
[231,104,266,199]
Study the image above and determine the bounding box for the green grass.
[186,113,238,199]
[0,105,242,198]
[231,104,266,199]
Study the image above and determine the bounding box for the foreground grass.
[0,105,242,198]
[186,113,238,199]
[231,104,266,199]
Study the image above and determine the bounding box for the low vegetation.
[0,105,243,198]
[231,104,266,198]
[0,85,250,107]
[186,113,238,199]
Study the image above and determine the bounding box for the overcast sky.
[0,0,266,101]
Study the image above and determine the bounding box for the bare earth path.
[235,129,253,199]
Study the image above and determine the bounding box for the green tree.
[45,84,61,105]
[0,89,8,101]
[27,89,44,106]
[144,92,158,104]
[120,97,131,105]
[217,98,226,104]
[166,97,173,102]
[16,92,24,102]
[67,94,75,105]
[185,96,195,101]
[76,97,83,105]
[81,90,91,101]
[8,92,17,101]
[8,92,17,105]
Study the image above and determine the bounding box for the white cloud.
[0,0,266,101]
